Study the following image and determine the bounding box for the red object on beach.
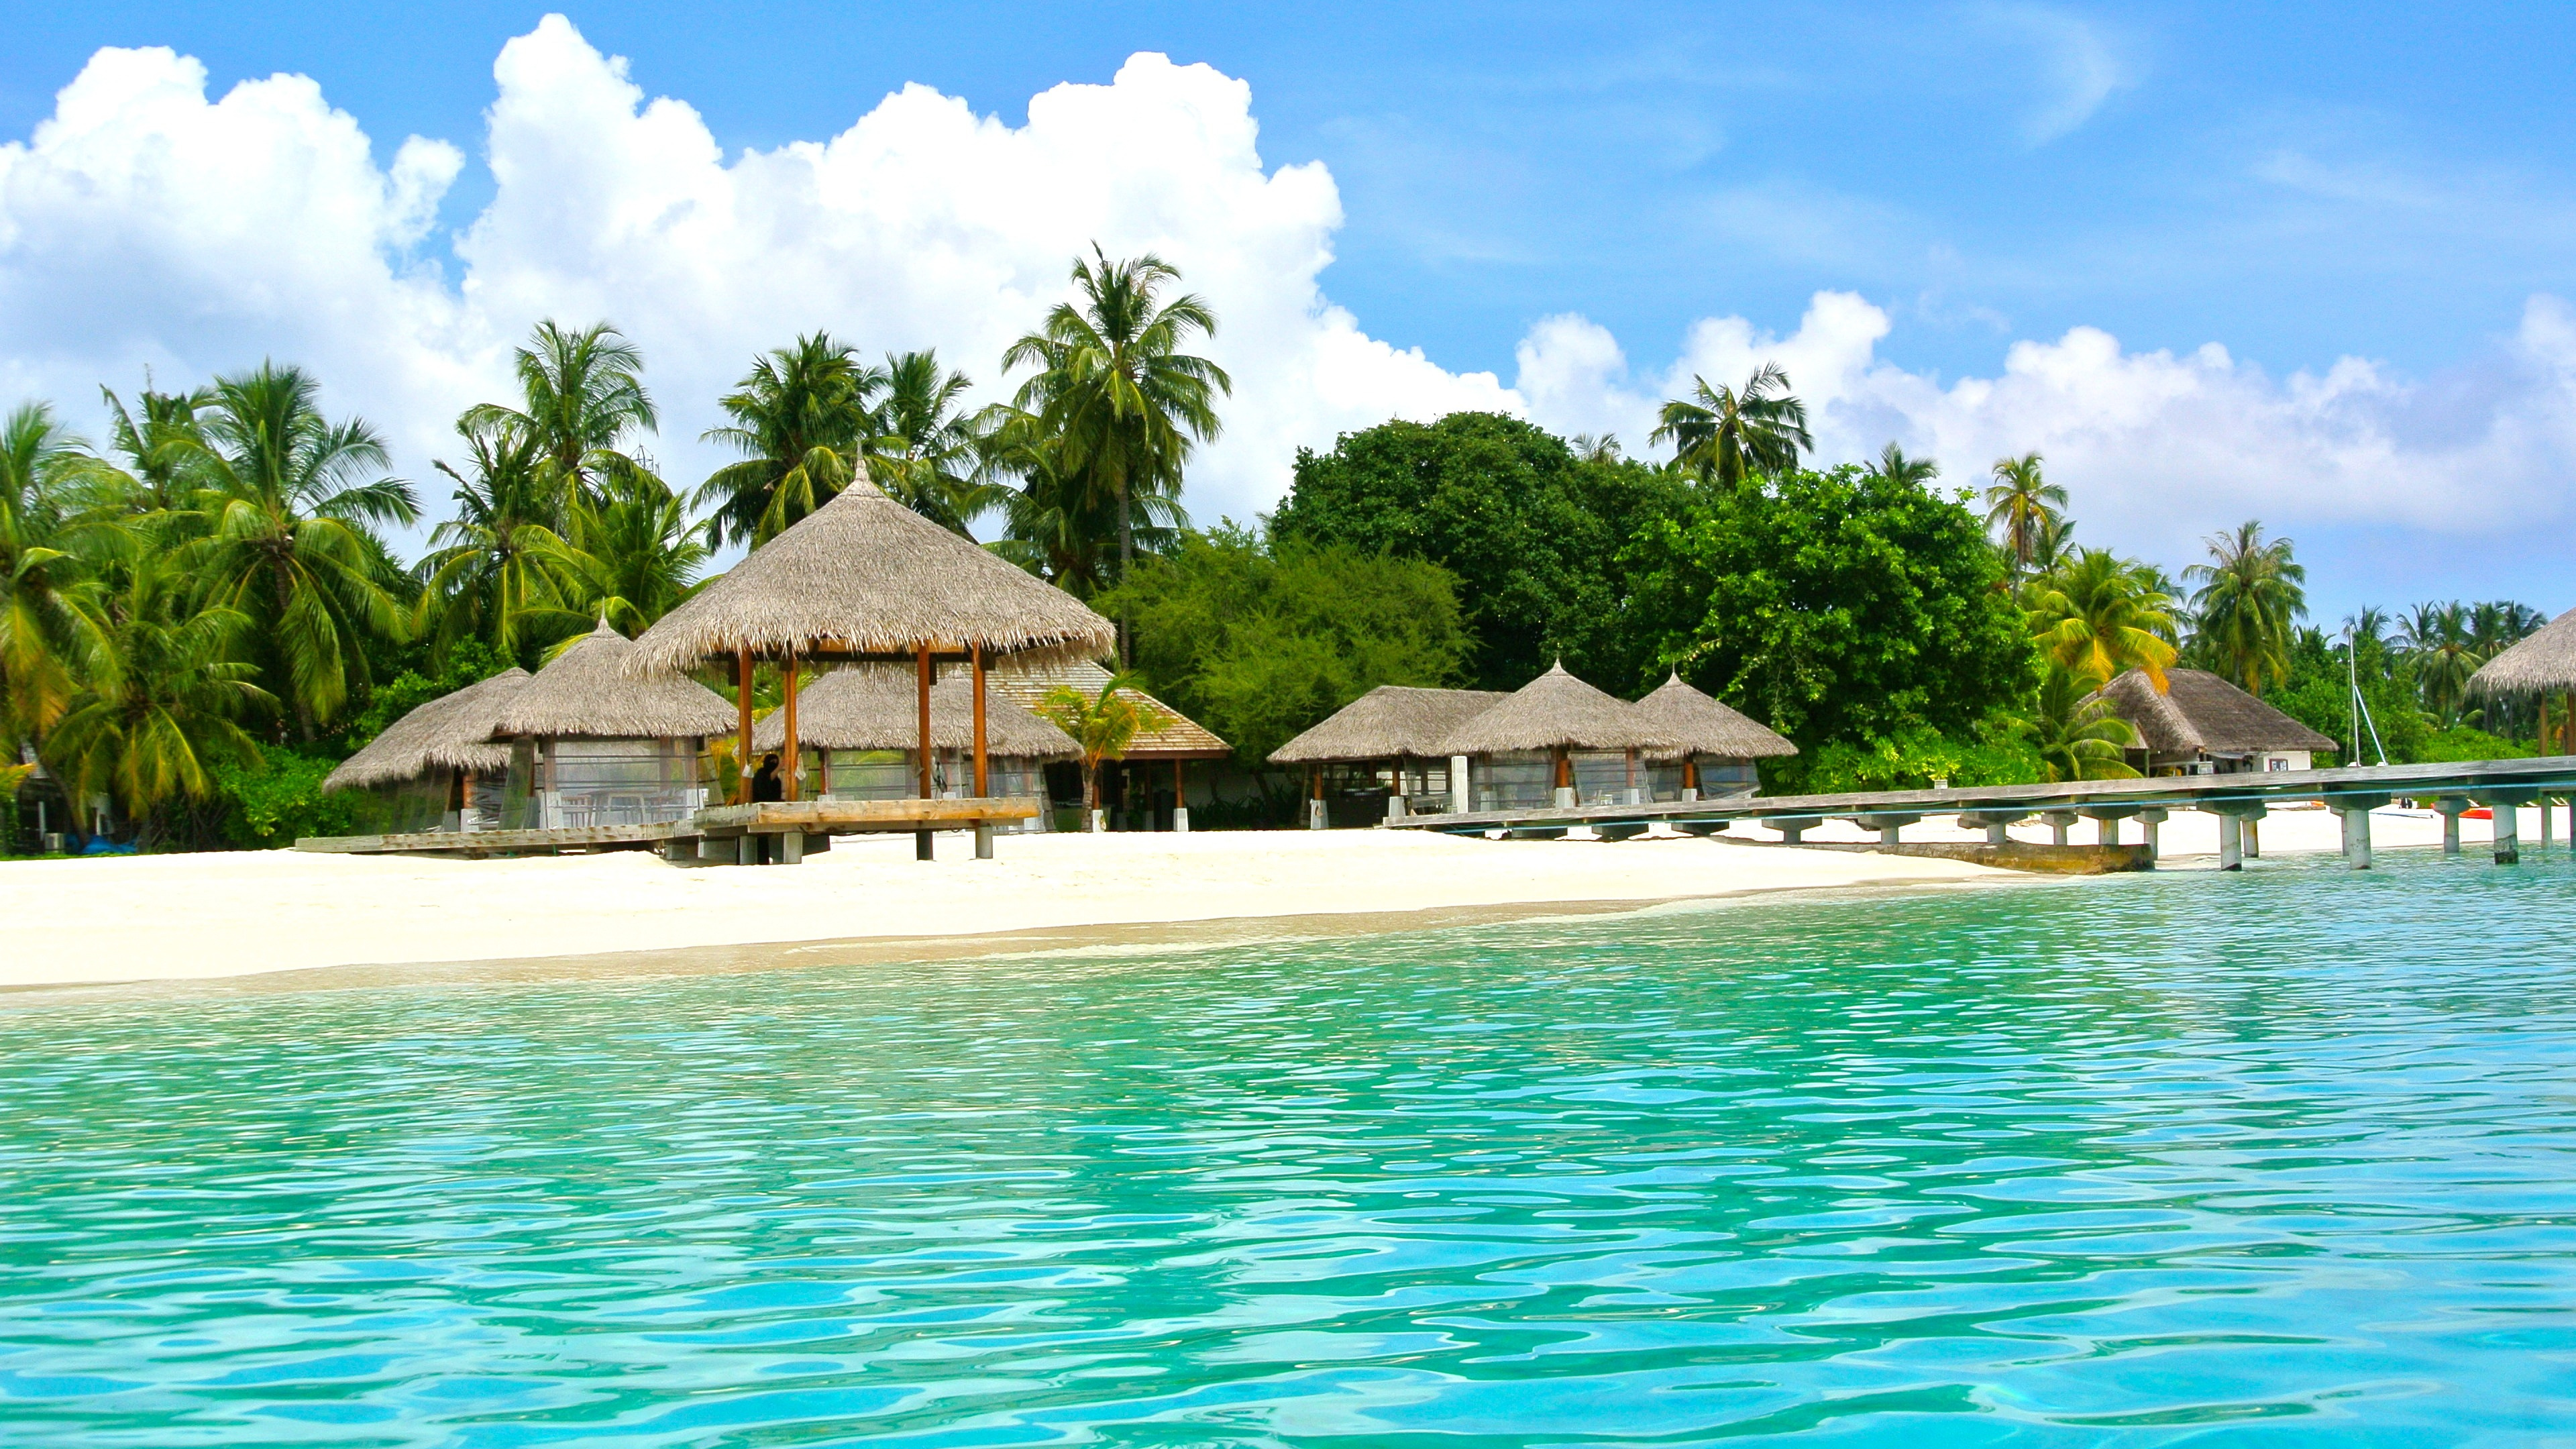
[2464,808,2493,820]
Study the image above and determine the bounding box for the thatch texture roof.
[2094,667,2337,757]
[1432,663,1676,755]
[1268,685,1507,764]
[626,479,1116,674]
[323,668,531,792]
[496,622,738,740]
[2471,605,2576,698]
[986,659,1231,759]
[1635,674,1799,761]
[751,667,1078,759]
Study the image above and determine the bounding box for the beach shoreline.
[0,804,2546,997]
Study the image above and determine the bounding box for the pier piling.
[2044,810,2078,847]
[2217,814,2243,870]
[2437,798,2467,855]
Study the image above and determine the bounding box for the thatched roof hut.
[625,479,1115,675]
[496,622,736,739]
[751,668,1077,759]
[1433,663,1675,756]
[2470,606,2576,699]
[986,659,1230,760]
[1634,674,1797,761]
[1269,686,1507,765]
[324,668,530,792]
[2093,668,2334,764]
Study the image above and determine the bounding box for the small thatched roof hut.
[751,668,1077,759]
[324,667,530,793]
[2093,667,2334,769]
[1633,674,1796,761]
[2470,606,2576,700]
[625,480,1116,675]
[1434,663,1675,757]
[986,659,1230,761]
[1269,685,1507,765]
[496,622,737,739]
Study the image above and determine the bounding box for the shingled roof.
[2093,667,2336,758]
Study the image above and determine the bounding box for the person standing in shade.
[751,752,785,803]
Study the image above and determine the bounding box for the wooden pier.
[296,797,1040,864]
[1384,755,2576,869]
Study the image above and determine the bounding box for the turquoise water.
[4,850,2575,1446]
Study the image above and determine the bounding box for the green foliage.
[339,638,517,756]
[2416,724,2534,764]
[1096,524,1472,765]
[1625,465,2033,750]
[211,743,363,849]
[2267,629,2424,765]
[1273,412,1690,690]
[1782,719,2043,794]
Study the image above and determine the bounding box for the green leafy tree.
[462,320,657,507]
[2185,521,2306,696]
[1002,248,1230,606]
[696,332,877,547]
[174,362,419,741]
[866,349,1008,537]
[1650,363,1812,484]
[45,555,272,843]
[1624,463,2033,749]
[1095,524,1472,764]
[1273,412,1691,690]
[2025,548,2180,690]
[1034,673,1169,828]
[1,401,109,755]
[1984,452,2065,577]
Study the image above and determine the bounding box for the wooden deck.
[296,796,1041,858]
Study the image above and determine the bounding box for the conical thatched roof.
[2471,605,2576,698]
[751,667,1078,760]
[626,479,1116,676]
[2092,668,2336,756]
[324,668,531,792]
[1635,674,1798,761]
[1432,663,1676,755]
[495,621,737,739]
[1269,685,1507,764]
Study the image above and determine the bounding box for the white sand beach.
[1,804,2555,991]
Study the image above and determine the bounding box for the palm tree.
[415,420,570,661]
[1569,433,1624,464]
[1002,247,1230,600]
[44,554,271,841]
[2025,547,2180,690]
[175,363,419,741]
[696,332,879,548]
[75,382,215,521]
[1984,453,2065,576]
[2345,604,2393,661]
[1863,441,1939,486]
[1650,363,1811,485]
[0,402,109,755]
[2400,601,2481,725]
[544,463,709,636]
[2021,666,2141,782]
[867,350,1008,537]
[1034,672,1168,829]
[2184,521,2306,696]
[981,407,1183,592]
[463,320,656,507]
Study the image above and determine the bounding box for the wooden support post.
[1309,763,1326,830]
[1553,747,1574,807]
[1682,756,1700,802]
[971,644,989,798]
[1386,755,1407,822]
[915,645,933,860]
[782,649,801,802]
[1450,754,1472,814]
[1172,757,1189,833]
[1623,747,1640,806]
[734,647,755,805]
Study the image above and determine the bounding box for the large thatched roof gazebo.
[1270,685,1507,822]
[1434,663,1676,810]
[323,667,530,833]
[627,478,1116,856]
[2471,605,2576,755]
[1634,674,1796,799]
[496,621,737,830]
[2092,667,2337,774]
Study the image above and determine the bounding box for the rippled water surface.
[6,848,2576,1446]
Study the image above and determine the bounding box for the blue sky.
[3,3,2573,617]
